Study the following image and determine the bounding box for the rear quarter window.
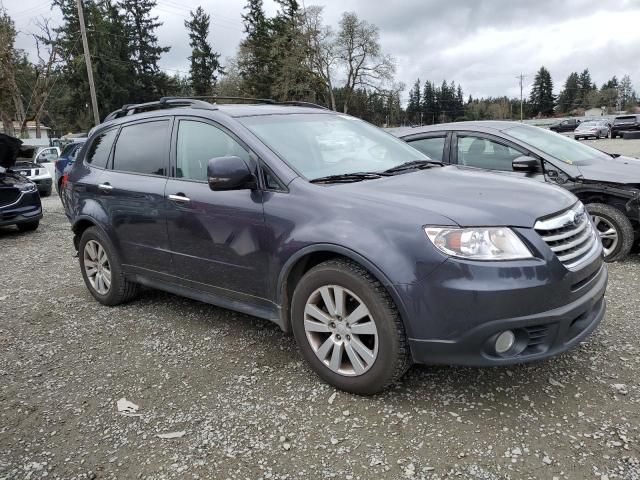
[85,130,117,168]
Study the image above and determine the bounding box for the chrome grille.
[535,203,599,269]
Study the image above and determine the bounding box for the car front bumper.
[0,190,43,227]
[398,246,607,367]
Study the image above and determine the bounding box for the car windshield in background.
[578,121,597,128]
[504,125,611,164]
[240,113,428,180]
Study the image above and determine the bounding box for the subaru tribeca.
[63,98,607,394]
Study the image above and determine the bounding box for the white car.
[15,146,56,196]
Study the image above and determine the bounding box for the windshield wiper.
[382,159,443,174]
[309,172,383,184]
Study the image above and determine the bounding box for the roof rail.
[160,95,276,105]
[103,98,216,122]
[103,96,331,123]
[278,101,328,110]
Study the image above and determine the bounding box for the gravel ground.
[2,167,640,479]
[560,135,640,158]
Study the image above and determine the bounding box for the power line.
[515,73,526,122]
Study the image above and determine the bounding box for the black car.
[0,134,43,232]
[390,121,640,262]
[611,114,640,138]
[549,118,581,133]
[63,98,606,394]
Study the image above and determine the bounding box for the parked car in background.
[390,121,640,262]
[63,98,607,394]
[0,134,43,232]
[549,118,581,133]
[611,114,640,138]
[14,146,53,196]
[55,139,86,194]
[574,120,610,140]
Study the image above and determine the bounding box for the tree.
[406,79,421,124]
[577,69,594,108]
[557,72,579,113]
[421,81,436,124]
[529,66,554,116]
[185,7,223,96]
[619,75,635,111]
[0,7,25,135]
[335,12,395,113]
[121,0,170,102]
[238,0,273,98]
[301,5,338,110]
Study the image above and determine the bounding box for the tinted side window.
[408,137,446,161]
[176,120,250,182]
[113,121,169,175]
[457,136,524,171]
[85,129,117,168]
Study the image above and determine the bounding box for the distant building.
[584,107,604,117]
[0,121,52,146]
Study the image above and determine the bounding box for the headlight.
[19,182,37,193]
[424,227,532,260]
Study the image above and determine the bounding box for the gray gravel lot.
[2,143,640,479]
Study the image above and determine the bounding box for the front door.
[165,118,268,300]
[453,132,546,182]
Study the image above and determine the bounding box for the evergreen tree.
[421,80,436,124]
[557,72,579,113]
[238,0,273,98]
[406,79,421,124]
[577,69,594,108]
[185,7,223,96]
[529,66,555,116]
[121,0,170,102]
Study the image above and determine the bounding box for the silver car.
[574,120,610,140]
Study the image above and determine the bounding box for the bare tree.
[302,6,338,110]
[336,12,395,114]
[29,17,62,138]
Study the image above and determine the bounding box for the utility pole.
[76,0,100,126]
[516,73,526,122]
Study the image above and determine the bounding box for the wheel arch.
[71,215,111,251]
[277,244,410,334]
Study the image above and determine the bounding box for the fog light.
[495,330,515,354]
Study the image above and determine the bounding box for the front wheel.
[586,203,634,262]
[291,259,411,395]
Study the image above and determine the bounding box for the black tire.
[611,132,617,139]
[17,220,39,232]
[40,188,51,197]
[586,203,634,262]
[78,226,139,306]
[291,259,411,395]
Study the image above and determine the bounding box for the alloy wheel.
[592,215,619,258]
[303,285,379,376]
[84,239,112,295]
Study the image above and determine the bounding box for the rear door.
[402,132,451,163]
[99,118,173,277]
[452,132,546,182]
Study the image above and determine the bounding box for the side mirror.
[512,155,540,172]
[207,156,257,191]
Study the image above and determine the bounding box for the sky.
[6,0,640,102]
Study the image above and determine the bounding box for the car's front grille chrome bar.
[535,203,599,269]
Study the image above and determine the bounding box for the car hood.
[337,166,576,228]
[0,170,32,187]
[0,133,23,170]
[576,156,640,184]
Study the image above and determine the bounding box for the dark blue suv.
[64,98,607,394]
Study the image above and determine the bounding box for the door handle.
[168,194,191,203]
[98,183,113,192]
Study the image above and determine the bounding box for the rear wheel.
[291,259,411,395]
[17,220,39,232]
[79,226,139,305]
[586,203,634,262]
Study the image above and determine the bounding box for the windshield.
[239,113,428,180]
[504,125,611,164]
